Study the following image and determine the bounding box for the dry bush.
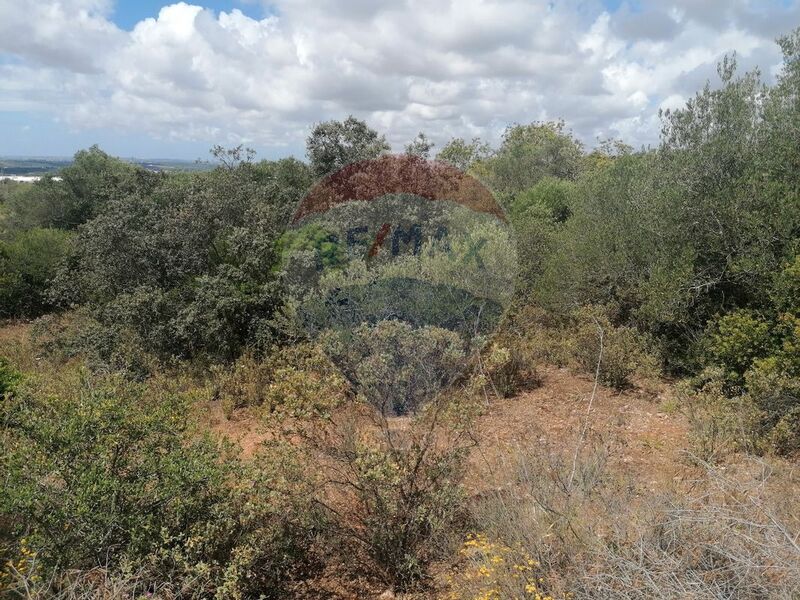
[576,457,800,599]
[213,351,272,418]
[30,310,158,379]
[266,384,479,591]
[3,564,179,599]
[498,305,572,368]
[459,441,800,599]
[463,438,619,597]
[567,306,658,390]
[447,532,557,600]
[682,369,766,461]
[480,341,542,399]
[213,343,345,418]
[497,304,659,390]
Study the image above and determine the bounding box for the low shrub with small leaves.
[482,341,541,398]
[705,310,774,384]
[267,381,475,591]
[0,366,324,598]
[683,369,765,461]
[215,343,346,418]
[569,306,657,389]
[696,258,800,455]
[320,320,467,415]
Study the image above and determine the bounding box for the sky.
[0,0,798,160]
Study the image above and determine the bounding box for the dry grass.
[459,441,800,599]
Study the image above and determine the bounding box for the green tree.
[479,121,583,203]
[51,153,301,362]
[437,136,491,172]
[306,116,390,178]
[404,132,435,158]
[7,146,159,231]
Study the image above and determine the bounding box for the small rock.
[378,590,396,599]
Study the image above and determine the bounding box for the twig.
[567,316,603,491]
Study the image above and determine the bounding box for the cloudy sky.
[0,0,797,160]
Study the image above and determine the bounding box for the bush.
[694,280,800,456]
[465,443,800,600]
[0,368,323,598]
[320,320,467,415]
[30,310,157,379]
[510,176,575,223]
[0,228,73,318]
[267,371,474,590]
[481,341,541,398]
[706,310,774,382]
[683,370,766,460]
[569,306,657,389]
[216,343,346,418]
[338,416,467,588]
[770,405,800,456]
[448,533,554,600]
[50,153,304,363]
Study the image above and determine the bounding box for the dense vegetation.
[1,30,799,599]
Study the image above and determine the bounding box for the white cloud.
[0,0,795,154]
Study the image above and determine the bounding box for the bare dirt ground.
[203,364,690,495]
[468,366,689,495]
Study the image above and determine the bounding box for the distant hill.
[0,156,215,176]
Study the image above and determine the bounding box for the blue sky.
[111,0,265,30]
[0,0,797,160]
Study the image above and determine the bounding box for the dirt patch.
[468,366,689,495]
[197,399,269,458]
[205,364,691,496]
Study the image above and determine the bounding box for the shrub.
[482,341,541,398]
[216,343,346,418]
[49,154,300,363]
[267,376,474,590]
[770,254,800,314]
[745,358,800,426]
[706,310,774,382]
[510,176,575,223]
[448,533,554,600]
[569,306,657,389]
[694,259,800,456]
[338,417,467,588]
[770,405,800,456]
[30,310,157,379]
[465,444,800,600]
[0,228,73,318]
[683,370,766,461]
[320,320,467,415]
[0,368,323,598]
